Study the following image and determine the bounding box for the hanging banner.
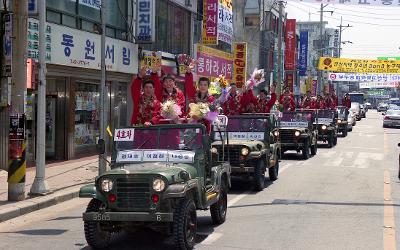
[285,73,294,92]
[202,0,218,45]
[311,78,317,96]
[136,0,155,43]
[284,19,296,71]
[359,82,399,89]
[333,29,340,58]
[233,42,247,88]
[319,57,400,73]
[3,13,12,77]
[329,72,400,82]
[292,0,400,6]
[298,30,308,77]
[195,44,234,81]
[217,0,233,45]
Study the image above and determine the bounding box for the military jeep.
[278,111,318,160]
[211,114,280,191]
[336,106,350,137]
[79,124,231,250]
[315,109,338,148]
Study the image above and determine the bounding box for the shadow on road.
[5,229,68,236]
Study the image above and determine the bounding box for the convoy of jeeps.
[79,105,362,250]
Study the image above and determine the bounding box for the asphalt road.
[0,111,399,250]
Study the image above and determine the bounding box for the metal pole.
[99,0,107,175]
[338,16,342,58]
[30,0,50,195]
[318,3,323,95]
[8,0,28,201]
[277,1,283,97]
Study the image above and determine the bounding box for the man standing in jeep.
[255,85,277,113]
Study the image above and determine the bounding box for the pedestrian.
[255,85,277,113]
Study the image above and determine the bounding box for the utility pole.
[99,0,107,175]
[30,0,49,195]
[337,16,353,58]
[8,0,27,201]
[317,3,332,95]
[277,0,284,97]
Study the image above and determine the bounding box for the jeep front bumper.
[82,211,174,222]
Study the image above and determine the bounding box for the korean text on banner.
[136,0,155,43]
[195,44,234,81]
[319,57,400,74]
[299,30,308,77]
[312,79,317,96]
[233,42,247,88]
[284,19,296,71]
[329,72,400,82]
[285,73,294,92]
[203,0,218,45]
[359,82,399,89]
[291,0,400,6]
[217,0,233,45]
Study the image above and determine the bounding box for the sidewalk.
[0,156,99,223]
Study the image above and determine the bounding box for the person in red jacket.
[160,74,186,115]
[255,85,277,113]
[316,95,325,109]
[222,83,242,115]
[331,91,338,108]
[241,85,258,113]
[324,93,335,109]
[187,77,215,104]
[131,78,161,126]
[279,87,296,111]
[342,93,351,109]
[301,91,313,109]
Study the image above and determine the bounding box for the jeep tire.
[84,199,112,249]
[269,157,279,181]
[173,199,197,250]
[210,181,227,225]
[302,139,310,160]
[310,141,317,156]
[333,134,338,146]
[327,134,333,148]
[254,159,266,191]
[343,129,348,137]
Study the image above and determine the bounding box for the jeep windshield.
[214,117,268,141]
[280,112,312,128]
[316,110,335,124]
[336,107,349,119]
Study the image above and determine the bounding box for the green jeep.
[278,111,318,160]
[211,114,280,191]
[315,109,338,148]
[79,124,231,250]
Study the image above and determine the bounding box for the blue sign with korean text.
[136,0,155,43]
[299,30,308,77]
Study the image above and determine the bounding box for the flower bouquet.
[188,103,219,123]
[245,68,266,90]
[161,100,182,120]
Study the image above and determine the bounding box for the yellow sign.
[233,42,247,88]
[319,57,400,73]
[140,51,161,69]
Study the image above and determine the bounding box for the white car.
[383,109,400,128]
[350,102,361,121]
[347,112,356,130]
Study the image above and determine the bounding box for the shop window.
[62,14,77,28]
[74,82,100,150]
[47,0,76,15]
[47,10,61,24]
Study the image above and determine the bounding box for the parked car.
[383,109,400,128]
[350,102,362,121]
[365,102,372,109]
[377,103,389,112]
[360,104,367,118]
[348,111,356,129]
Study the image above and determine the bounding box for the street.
[0,111,399,250]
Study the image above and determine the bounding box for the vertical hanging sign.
[233,42,247,88]
[299,30,308,77]
[136,0,155,43]
[217,0,233,45]
[202,0,218,45]
[3,13,13,77]
[284,19,296,71]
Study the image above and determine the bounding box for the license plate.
[93,213,111,221]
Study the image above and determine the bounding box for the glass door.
[45,96,57,157]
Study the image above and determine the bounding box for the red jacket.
[255,93,277,113]
[280,94,296,111]
[324,97,335,109]
[342,98,351,109]
[316,100,325,109]
[133,95,161,125]
[241,90,258,113]
[301,97,313,109]
[161,88,186,116]
[222,93,242,115]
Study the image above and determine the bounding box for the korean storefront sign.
[27,18,51,62]
[233,42,247,88]
[136,0,155,43]
[217,0,233,45]
[298,30,308,76]
[329,73,400,82]
[291,0,400,6]
[50,22,138,74]
[284,19,296,71]
[74,0,101,10]
[359,82,399,89]
[202,0,218,45]
[195,44,233,81]
[319,57,400,73]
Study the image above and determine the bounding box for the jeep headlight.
[241,147,249,156]
[337,119,342,124]
[211,147,218,154]
[273,131,279,137]
[100,178,114,192]
[322,125,327,130]
[294,131,301,137]
[152,178,166,192]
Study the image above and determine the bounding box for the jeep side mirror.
[97,139,105,155]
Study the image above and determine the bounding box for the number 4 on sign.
[114,129,135,141]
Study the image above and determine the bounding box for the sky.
[285,1,400,59]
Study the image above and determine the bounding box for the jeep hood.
[212,140,266,150]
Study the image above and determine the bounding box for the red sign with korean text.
[196,44,234,80]
[284,19,296,70]
[285,73,294,92]
[202,0,218,45]
[233,42,247,88]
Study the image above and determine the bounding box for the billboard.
[319,57,400,73]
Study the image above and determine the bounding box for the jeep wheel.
[333,135,338,146]
[310,142,317,156]
[327,134,333,148]
[269,158,279,181]
[173,199,197,250]
[343,129,348,137]
[84,199,112,249]
[254,160,266,191]
[302,140,310,160]
[210,183,227,225]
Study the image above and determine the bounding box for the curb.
[0,187,80,223]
